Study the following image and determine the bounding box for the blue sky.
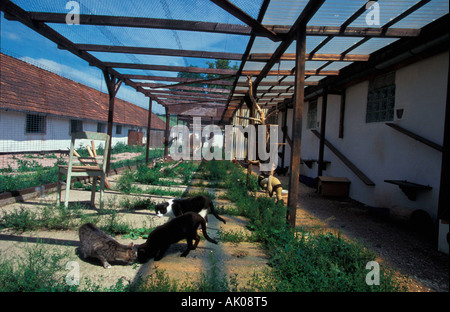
[0,0,257,115]
[1,11,165,113]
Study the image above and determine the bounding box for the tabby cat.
[78,223,137,269]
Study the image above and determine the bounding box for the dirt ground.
[278,176,449,292]
[0,177,269,291]
[0,170,448,292]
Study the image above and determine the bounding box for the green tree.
[176,60,239,93]
[206,59,238,91]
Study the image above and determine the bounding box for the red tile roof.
[0,53,165,130]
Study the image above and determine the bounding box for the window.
[97,123,106,133]
[25,114,46,134]
[70,119,83,134]
[366,72,396,123]
[307,99,318,129]
[116,125,122,135]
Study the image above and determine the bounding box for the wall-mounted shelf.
[384,180,432,201]
[301,159,316,168]
[316,160,331,170]
[300,159,331,170]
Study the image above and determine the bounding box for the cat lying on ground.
[78,223,137,269]
[155,195,226,224]
[137,212,218,262]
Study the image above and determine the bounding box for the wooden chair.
[57,131,110,209]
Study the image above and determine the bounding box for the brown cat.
[78,223,137,269]
[137,212,218,262]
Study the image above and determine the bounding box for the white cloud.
[4,31,21,41]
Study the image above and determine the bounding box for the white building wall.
[299,51,448,222]
[0,111,133,153]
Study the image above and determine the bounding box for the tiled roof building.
[0,53,165,130]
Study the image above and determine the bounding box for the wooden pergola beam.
[103,62,237,75]
[138,84,231,95]
[164,102,226,107]
[27,12,421,38]
[124,75,235,87]
[209,0,280,42]
[243,69,339,76]
[77,44,243,61]
[248,53,370,62]
[234,89,296,96]
[382,0,431,31]
[236,80,318,87]
[150,94,228,102]
[28,12,253,36]
[144,90,230,100]
[154,75,235,89]
[253,0,326,88]
[271,25,421,38]
[340,1,378,30]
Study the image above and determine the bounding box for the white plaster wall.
[299,52,448,221]
[0,111,133,153]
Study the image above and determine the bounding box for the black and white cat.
[154,195,226,224]
[137,212,218,262]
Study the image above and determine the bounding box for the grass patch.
[145,188,184,197]
[133,160,199,186]
[0,148,163,194]
[0,200,135,238]
[219,162,401,292]
[216,229,257,244]
[0,243,77,292]
[182,188,216,200]
[0,202,98,233]
[0,166,61,194]
[119,197,155,211]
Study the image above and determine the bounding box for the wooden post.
[164,108,170,158]
[244,94,255,187]
[103,70,122,174]
[339,90,346,139]
[145,97,153,165]
[187,115,191,131]
[281,105,288,168]
[287,24,306,228]
[318,87,328,177]
[438,67,450,222]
